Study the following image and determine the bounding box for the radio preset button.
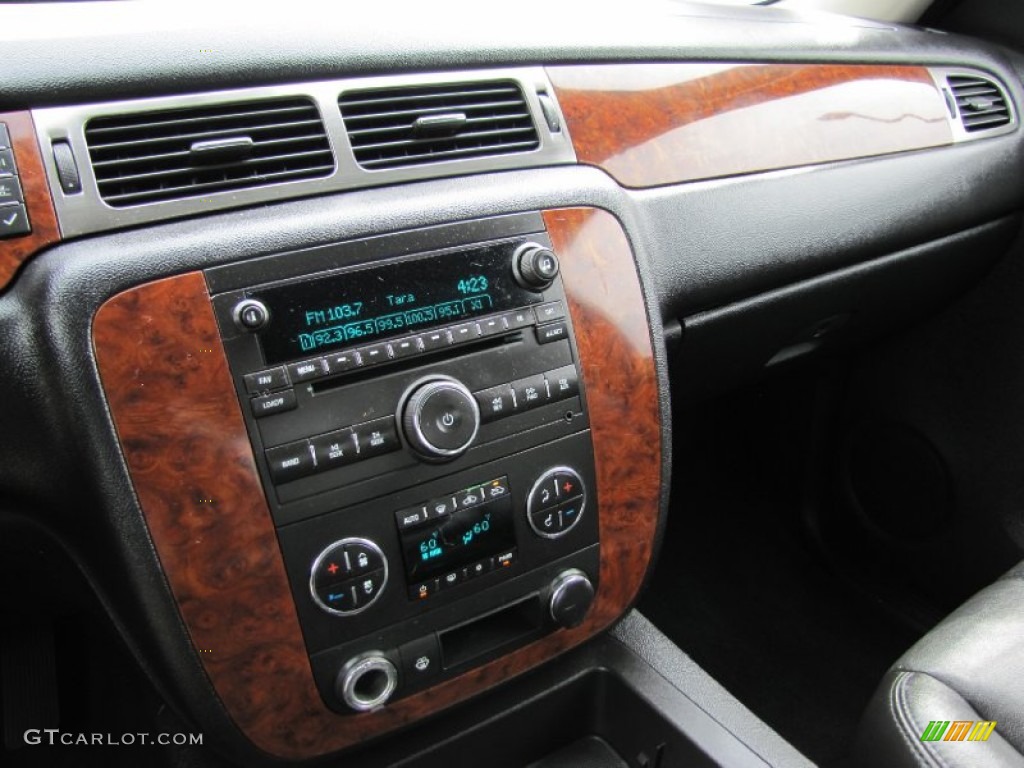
[535,300,566,324]
[265,440,315,483]
[251,389,297,418]
[391,336,423,359]
[243,366,289,394]
[449,322,478,345]
[536,321,568,345]
[358,342,391,366]
[287,358,326,383]
[323,350,362,374]
[419,329,451,351]
[477,315,507,337]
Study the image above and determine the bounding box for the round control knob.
[232,298,270,332]
[513,242,560,290]
[309,538,388,616]
[336,652,398,712]
[549,569,595,629]
[527,466,586,538]
[401,376,480,461]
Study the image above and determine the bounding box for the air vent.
[339,81,540,170]
[947,75,1012,133]
[85,97,334,207]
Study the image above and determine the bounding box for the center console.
[206,214,600,712]
[92,206,662,760]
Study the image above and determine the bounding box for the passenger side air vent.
[85,97,334,207]
[947,75,1012,133]
[339,81,540,170]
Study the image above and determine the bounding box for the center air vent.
[339,81,540,170]
[85,97,334,207]
[947,75,1012,133]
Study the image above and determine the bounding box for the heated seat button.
[265,440,315,483]
[399,634,442,685]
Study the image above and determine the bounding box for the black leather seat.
[854,562,1024,767]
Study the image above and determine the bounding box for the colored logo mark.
[920,720,997,742]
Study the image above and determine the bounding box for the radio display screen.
[399,494,516,587]
[252,244,541,365]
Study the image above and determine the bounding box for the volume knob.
[513,242,560,290]
[401,376,481,461]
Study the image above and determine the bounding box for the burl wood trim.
[0,111,60,289]
[92,207,659,759]
[548,63,953,187]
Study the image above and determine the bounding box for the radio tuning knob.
[401,376,481,461]
[513,242,560,290]
[548,569,595,630]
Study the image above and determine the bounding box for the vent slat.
[947,75,1013,133]
[98,165,336,206]
[347,112,532,139]
[339,80,539,171]
[85,97,334,207]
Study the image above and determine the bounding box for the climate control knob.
[401,376,480,461]
[548,569,595,629]
[513,242,560,290]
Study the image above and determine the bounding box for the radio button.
[353,417,400,458]
[545,365,580,402]
[535,300,566,324]
[243,366,288,394]
[512,374,547,411]
[418,329,451,351]
[266,440,315,483]
[358,342,391,366]
[310,429,357,469]
[449,322,479,345]
[474,384,514,423]
[477,315,507,337]
[251,389,297,418]
[323,350,362,375]
[536,321,568,345]
[391,336,423,359]
[287,358,326,383]
[503,308,535,330]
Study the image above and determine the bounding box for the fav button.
[243,366,289,395]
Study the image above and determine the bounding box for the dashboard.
[1,1,1023,766]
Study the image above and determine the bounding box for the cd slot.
[311,333,521,394]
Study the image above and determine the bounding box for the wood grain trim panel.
[548,63,953,187]
[0,112,61,290]
[92,207,659,759]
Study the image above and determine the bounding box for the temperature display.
[399,495,516,585]
[251,243,543,365]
